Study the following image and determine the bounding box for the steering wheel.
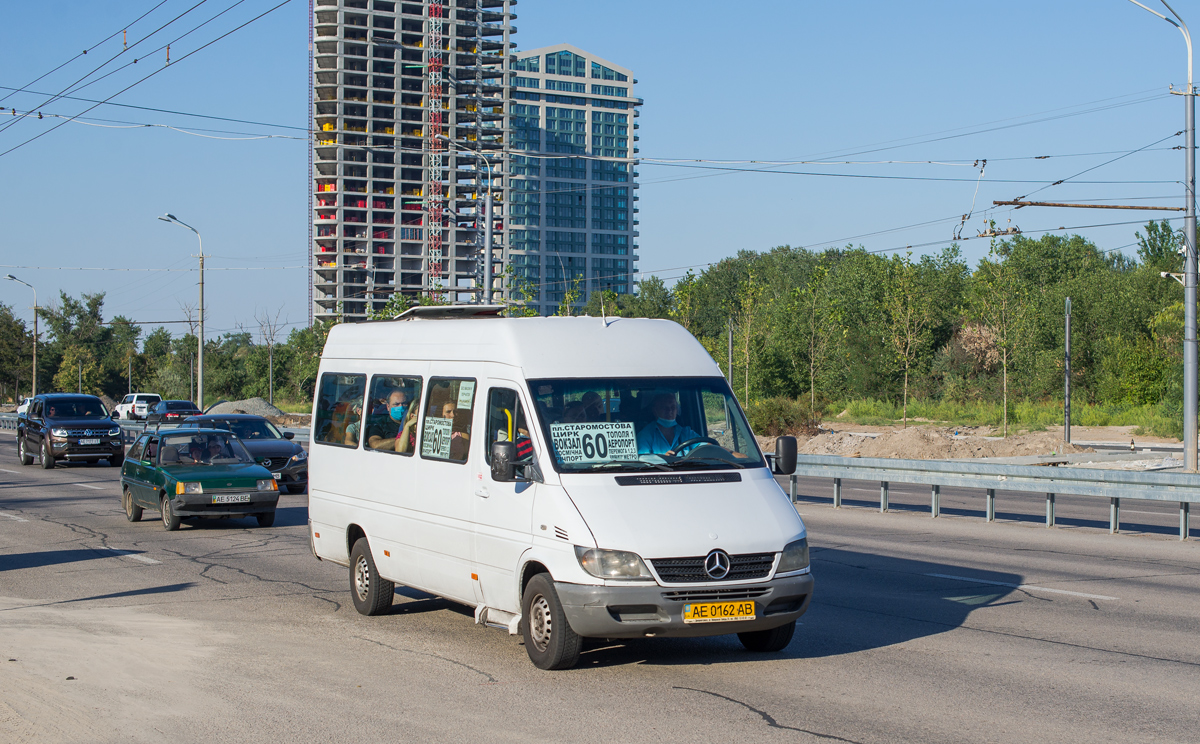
[671,437,720,456]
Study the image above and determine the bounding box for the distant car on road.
[147,400,202,423]
[112,393,162,420]
[17,393,125,469]
[179,414,307,494]
[120,428,279,530]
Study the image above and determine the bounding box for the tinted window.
[44,397,107,418]
[167,401,195,411]
[314,373,366,447]
[226,419,282,440]
[127,436,146,462]
[363,375,423,455]
[420,378,476,463]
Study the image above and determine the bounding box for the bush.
[746,397,821,437]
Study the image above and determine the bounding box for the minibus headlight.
[574,546,653,580]
[777,537,809,574]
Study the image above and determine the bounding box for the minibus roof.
[323,315,722,379]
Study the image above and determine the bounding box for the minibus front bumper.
[554,572,813,639]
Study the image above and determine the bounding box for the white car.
[113,393,162,420]
[308,308,810,670]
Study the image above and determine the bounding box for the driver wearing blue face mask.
[367,389,411,451]
[637,392,700,456]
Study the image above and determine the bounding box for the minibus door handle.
[475,486,490,499]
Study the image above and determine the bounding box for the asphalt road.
[2,446,1199,743]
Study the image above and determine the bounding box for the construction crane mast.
[425,0,445,294]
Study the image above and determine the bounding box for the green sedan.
[120,429,280,530]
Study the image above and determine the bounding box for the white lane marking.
[925,573,1117,601]
[102,547,160,564]
[0,468,18,474]
[0,511,29,522]
[78,483,105,490]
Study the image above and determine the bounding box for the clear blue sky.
[0,0,1192,342]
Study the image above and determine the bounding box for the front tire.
[123,487,143,522]
[349,538,393,616]
[255,511,276,528]
[160,495,181,531]
[39,440,54,469]
[521,573,581,670]
[738,620,796,652]
[17,435,33,466]
[109,454,124,467]
[285,483,307,495]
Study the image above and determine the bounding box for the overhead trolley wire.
[0,0,297,160]
[0,0,173,106]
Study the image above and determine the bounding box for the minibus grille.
[660,588,771,602]
[651,552,775,583]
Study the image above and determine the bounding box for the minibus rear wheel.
[738,620,796,652]
[521,573,581,670]
[349,538,394,616]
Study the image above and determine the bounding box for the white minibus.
[308,307,812,669]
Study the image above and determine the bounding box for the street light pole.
[159,214,206,409]
[1130,0,1197,470]
[438,134,495,303]
[6,274,37,398]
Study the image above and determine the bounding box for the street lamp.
[1129,0,1198,470]
[438,134,497,304]
[158,214,206,409]
[5,274,37,398]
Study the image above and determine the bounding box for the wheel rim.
[124,490,131,517]
[354,556,371,601]
[18,438,23,458]
[39,443,45,465]
[161,499,170,527]
[528,593,553,652]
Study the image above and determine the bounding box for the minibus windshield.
[528,377,764,473]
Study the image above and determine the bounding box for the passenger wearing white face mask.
[636,392,700,456]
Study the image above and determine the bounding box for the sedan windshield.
[528,377,764,473]
[158,432,254,466]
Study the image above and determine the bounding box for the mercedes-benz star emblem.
[704,549,731,580]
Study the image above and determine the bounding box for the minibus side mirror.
[773,436,797,475]
[491,441,516,482]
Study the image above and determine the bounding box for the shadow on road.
[572,547,1020,669]
[60,582,196,604]
[0,548,129,572]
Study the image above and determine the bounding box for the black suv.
[178,414,308,493]
[17,393,125,469]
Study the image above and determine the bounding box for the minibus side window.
[363,375,424,455]
[313,372,366,448]
[420,377,476,463]
[485,388,533,465]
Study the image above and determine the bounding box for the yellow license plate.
[681,601,756,624]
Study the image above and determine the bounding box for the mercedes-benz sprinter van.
[308,307,812,669]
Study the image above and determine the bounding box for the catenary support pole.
[880,481,889,513]
[931,484,940,518]
[833,477,842,508]
[1110,497,1121,534]
[1065,297,1072,444]
[986,488,996,522]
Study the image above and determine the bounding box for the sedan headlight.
[575,546,653,580]
[290,450,308,463]
[51,428,69,438]
[777,537,810,574]
[256,479,278,492]
[176,482,204,495]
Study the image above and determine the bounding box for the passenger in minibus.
[366,390,410,450]
[636,392,700,455]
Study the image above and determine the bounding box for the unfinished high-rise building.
[311,0,516,322]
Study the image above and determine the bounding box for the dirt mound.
[206,397,286,418]
[99,394,119,413]
[798,426,1093,460]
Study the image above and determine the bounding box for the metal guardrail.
[1,413,309,445]
[789,454,1197,540]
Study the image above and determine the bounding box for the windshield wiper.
[587,459,672,472]
[663,457,748,470]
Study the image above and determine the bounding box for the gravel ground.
[206,397,286,418]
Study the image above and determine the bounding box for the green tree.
[884,253,934,427]
[969,243,1033,436]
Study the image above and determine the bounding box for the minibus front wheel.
[738,620,796,652]
[350,538,394,616]
[521,573,581,670]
